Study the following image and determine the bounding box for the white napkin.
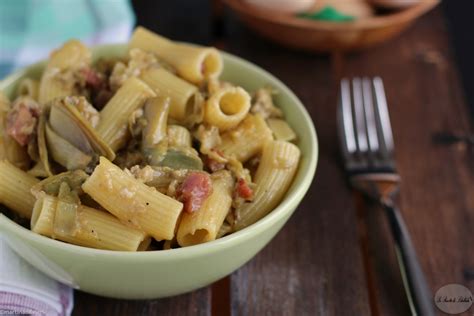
[0,235,73,316]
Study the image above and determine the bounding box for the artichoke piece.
[27,161,50,178]
[184,91,204,127]
[54,200,78,237]
[31,170,89,198]
[53,182,81,237]
[144,146,169,166]
[58,181,80,203]
[141,96,170,164]
[32,170,86,237]
[54,182,79,237]
[159,148,203,170]
[45,123,92,170]
[37,113,54,176]
[142,96,170,148]
[49,97,115,160]
[49,105,92,153]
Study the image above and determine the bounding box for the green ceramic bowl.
[0,44,318,299]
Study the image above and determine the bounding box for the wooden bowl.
[224,0,439,53]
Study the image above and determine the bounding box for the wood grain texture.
[338,8,474,315]
[71,2,474,315]
[223,17,371,316]
[73,288,210,316]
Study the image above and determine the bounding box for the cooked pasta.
[177,171,233,246]
[204,86,251,131]
[96,77,156,151]
[234,141,300,231]
[31,195,149,251]
[39,40,91,104]
[140,68,198,121]
[130,27,223,84]
[30,194,56,236]
[0,160,39,218]
[167,125,192,148]
[218,114,273,162]
[82,157,183,240]
[1,28,302,251]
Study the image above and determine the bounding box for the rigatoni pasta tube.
[234,141,300,230]
[129,27,223,83]
[31,194,56,236]
[38,70,69,105]
[0,160,39,218]
[167,125,192,148]
[72,207,150,251]
[47,39,91,69]
[96,77,155,151]
[140,68,197,120]
[82,157,183,240]
[218,114,273,162]
[31,195,150,251]
[177,171,233,246]
[39,40,91,104]
[204,87,251,130]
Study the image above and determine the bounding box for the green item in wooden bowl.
[298,6,355,22]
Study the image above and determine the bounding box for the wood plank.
[131,0,213,45]
[211,277,231,316]
[223,14,372,316]
[338,7,474,315]
[73,288,210,316]
[442,0,474,117]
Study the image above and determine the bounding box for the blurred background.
[1,0,473,111]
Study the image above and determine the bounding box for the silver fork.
[338,77,435,316]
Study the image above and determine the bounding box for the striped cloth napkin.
[0,1,135,315]
[0,235,73,316]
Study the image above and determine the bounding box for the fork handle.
[382,200,435,316]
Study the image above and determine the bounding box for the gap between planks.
[211,276,231,316]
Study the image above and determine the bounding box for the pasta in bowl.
[0,28,318,298]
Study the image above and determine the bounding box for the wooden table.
[73,2,474,315]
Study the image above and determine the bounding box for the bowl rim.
[224,0,439,30]
[0,44,318,260]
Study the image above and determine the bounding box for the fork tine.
[362,77,379,152]
[340,78,357,154]
[352,78,368,153]
[372,77,395,154]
